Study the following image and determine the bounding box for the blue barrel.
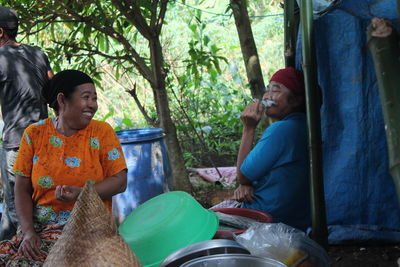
[112,128,172,224]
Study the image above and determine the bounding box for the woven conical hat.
[44,183,141,266]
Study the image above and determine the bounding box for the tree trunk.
[149,37,192,193]
[284,0,300,67]
[230,0,266,100]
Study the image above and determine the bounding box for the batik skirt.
[0,223,63,267]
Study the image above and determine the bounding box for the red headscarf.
[270,67,305,95]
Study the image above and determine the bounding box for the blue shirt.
[240,112,311,231]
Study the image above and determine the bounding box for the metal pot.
[160,239,250,267]
[181,254,287,267]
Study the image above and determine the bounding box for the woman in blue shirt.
[234,67,310,231]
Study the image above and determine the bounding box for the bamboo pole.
[398,1,400,49]
[367,18,400,203]
[283,0,299,67]
[300,0,328,248]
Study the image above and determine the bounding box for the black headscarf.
[43,70,94,110]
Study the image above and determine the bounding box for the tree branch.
[57,2,155,86]
[22,21,52,36]
[111,0,154,40]
[19,14,62,26]
[126,84,157,127]
[155,0,169,35]
[150,0,158,28]
[52,40,130,62]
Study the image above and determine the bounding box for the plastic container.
[118,191,219,267]
[112,128,172,224]
[211,208,273,239]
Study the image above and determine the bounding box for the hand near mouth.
[241,99,264,129]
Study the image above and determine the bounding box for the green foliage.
[161,1,284,167]
[165,11,252,167]
[97,107,136,131]
[6,0,284,167]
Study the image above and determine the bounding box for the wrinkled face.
[263,81,299,120]
[62,83,98,129]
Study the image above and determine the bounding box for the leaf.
[101,107,115,122]
[210,44,220,54]
[104,36,110,53]
[65,22,74,30]
[83,24,92,39]
[189,24,197,33]
[209,68,218,81]
[122,117,134,128]
[98,34,105,51]
[115,64,121,80]
[50,23,56,40]
[203,35,210,46]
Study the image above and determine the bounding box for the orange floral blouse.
[12,118,127,225]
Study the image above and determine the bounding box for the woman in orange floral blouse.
[0,70,127,266]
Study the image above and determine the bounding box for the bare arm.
[55,169,128,202]
[236,127,256,186]
[15,175,41,259]
[15,175,35,236]
[234,128,256,202]
[94,169,127,198]
[233,100,264,203]
[236,99,264,185]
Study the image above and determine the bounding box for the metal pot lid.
[181,254,288,267]
[160,239,250,267]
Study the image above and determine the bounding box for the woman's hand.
[18,229,41,260]
[55,185,82,202]
[233,184,254,203]
[240,99,264,130]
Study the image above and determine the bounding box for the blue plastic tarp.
[297,0,400,244]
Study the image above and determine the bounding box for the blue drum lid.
[116,128,165,143]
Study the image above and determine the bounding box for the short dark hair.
[3,27,17,40]
[0,7,18,39]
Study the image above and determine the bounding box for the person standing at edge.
[0,6,53,240]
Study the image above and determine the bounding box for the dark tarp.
[297,0,400,244]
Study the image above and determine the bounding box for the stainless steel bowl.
[160,239,250,267]
[181,254,287,267]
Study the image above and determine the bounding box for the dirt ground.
[329,245,400,267]
[192,185,400,267]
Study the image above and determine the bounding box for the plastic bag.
[235,223,330,267]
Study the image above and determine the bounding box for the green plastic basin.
[118,191,219,267]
